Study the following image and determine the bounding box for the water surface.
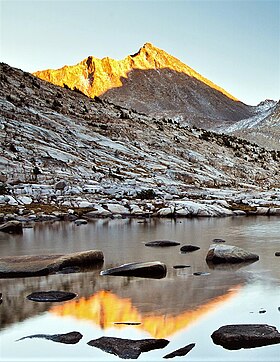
[0,216,279,361]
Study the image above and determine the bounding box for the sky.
[0,0,279,105]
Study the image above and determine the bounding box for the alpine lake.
[0,215,279,361]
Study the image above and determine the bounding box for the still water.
[0,216,279,361]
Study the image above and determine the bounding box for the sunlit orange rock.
[34,42,237,101]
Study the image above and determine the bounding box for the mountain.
[1,62,279,199]
[33,43,253,129]
[219,100,280,150]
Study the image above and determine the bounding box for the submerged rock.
[173,265,191,269]
[145,240,180,247]
[16,331,82,344]
[163,343,195,359]
[26,291,77,302]
[0,249,104,278]
[275,252,280,256]
[206,244,259,264]
[100,261,167,279]
[0,220,23,234]
[211,324,280,350]
[212,238,226,243]
[87,336,169,359]
[180,244,200,252]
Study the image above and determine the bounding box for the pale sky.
[0,0,279,105]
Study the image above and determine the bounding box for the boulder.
[100,261,167,279]
[180,245,200,252]
[55,180,67,191]
[268,208,280,215]
[74,219,88,225]
[0,249,104,278]
[0,220,23,234]
[145,240,180,247]
[275,252,280,257]
[206,244,259,264]
[211,324,280,350]
[87,336,169,359]
[163,343,195,359]
[16,331,82,344]
[173,265,191,269]
[26,291,77,302]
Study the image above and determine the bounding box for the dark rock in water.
[26,290,77,302]
[0,249,104,278]
[206,244,259,264]
[145,240,180,247]
[57,266,81,274]
[173,265,191,269]
[180,244,200,252]
[212,238,226,243]
[207,260,256,271]
[193,272,210,276]
[16,331,82,344]
[211,324,280,350]
[0,220,23,234]
[259,310,266,314]
[100,261,167,279]
[275,252,280,256]
[74,219,88,226]
[87,336,169,359]
[163,343,195,359]
[114,322,141,326]
[0,292,2,304]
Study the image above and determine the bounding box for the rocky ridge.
[34,43,253,129]
[0,62,280,220]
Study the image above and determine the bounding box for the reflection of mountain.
[51,289,239,338]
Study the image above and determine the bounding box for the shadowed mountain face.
[33,43,253,128]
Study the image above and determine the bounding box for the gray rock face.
[16,331,83,344]
[163,343,195,359]
[87,336,169,359]
[100,261,167,279]
[211,324,280,350]
[0,220,23,234]
[0,249,104,278]
[26,291,77,302]
[206,244,259,264]
[145,240,180,247]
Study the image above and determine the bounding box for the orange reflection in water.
[51,288,239,338]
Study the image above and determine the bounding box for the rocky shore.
[0,183,280,224]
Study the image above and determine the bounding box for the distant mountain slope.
[218,100,280,150]
[33,43,253,128]
[1,62,279,192]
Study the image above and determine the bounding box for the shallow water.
[0,216,280,361]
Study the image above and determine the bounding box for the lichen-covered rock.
[87,336,169,359]
[206,244,259,264]
[211,324,280,350]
